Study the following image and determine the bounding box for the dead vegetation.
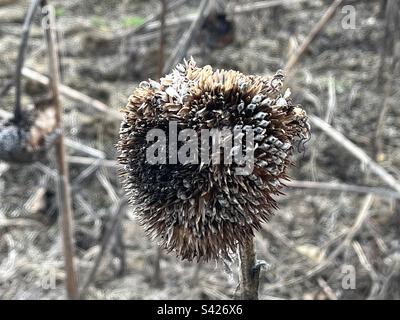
[0,0,400,300]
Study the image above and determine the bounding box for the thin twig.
[284,0,344,76]
[71,160,101,187]
[158,0,167,78]
[351,240,380,299]
[64,139,105,159]
[374,0,399,160]
[153,246,164,287]
[374,83,391,160]
[163,0,209,73]
[324,75,336,124]
[67,156,115,167]
[42,1,78,299]
[233,0,309,14]
[14,0,41,123]
[317,277,337,300]
[96,170,119,203]
[376,0,397,86]
[0,80,14,99]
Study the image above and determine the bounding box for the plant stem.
[153,246,164,287]
[14,0,41,123]
[163,0,209,73]
[238,237,260,300]
[284,0,344,76]
[158,0,167,78]
[42,1,79,299]
[150,0,168,288]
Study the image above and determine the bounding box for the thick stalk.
[239,238,260,300]
[42,1,79,299]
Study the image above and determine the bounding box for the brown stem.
[238,238,260,300]
[14,0,41,123]
[284,0,344,76]
[163,0,209,73]
[42,1,79,300]
[158,0,167,78]
[151,0,168,288]
[153,246,164,287]
[375,0,398,159]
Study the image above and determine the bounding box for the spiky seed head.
[117,59,310,261]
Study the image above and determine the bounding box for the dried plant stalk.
[163,0,209,73]
[284,0,344,76]
[149,0,169,288]
[42,1,78,299]
[239,238,260,300]
[14,0,41,123]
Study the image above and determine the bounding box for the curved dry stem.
[14,0,41,123]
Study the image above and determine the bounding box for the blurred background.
[0,0,400,299]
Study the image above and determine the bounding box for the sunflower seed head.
[117,58,310,261]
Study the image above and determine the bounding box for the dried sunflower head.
[117,58,310,261]
[0,98,58,163]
